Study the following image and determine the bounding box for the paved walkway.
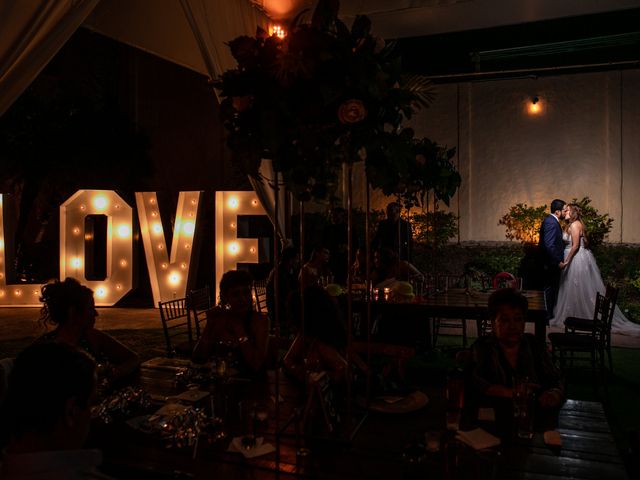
[0,308,159,341]
[1,308,639,347]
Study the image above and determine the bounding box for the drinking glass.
[445,371,464,431]
[514,376,535,439]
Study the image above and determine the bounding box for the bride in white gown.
[550,204,640,335]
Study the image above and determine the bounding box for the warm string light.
[270,24,286,39]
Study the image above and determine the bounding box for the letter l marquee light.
[0,194,44,305]
[136,191,202,305]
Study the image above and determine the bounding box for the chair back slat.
[254,279,268,314]
[158,297,192,357]
[187,286,212,339]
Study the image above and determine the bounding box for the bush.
[569,197,614,249]
[410,210,458,248]
[499,197,614,248]
[498,203,547,244]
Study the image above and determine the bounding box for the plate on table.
[368,391,429,414]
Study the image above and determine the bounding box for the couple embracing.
[539,199,640,335]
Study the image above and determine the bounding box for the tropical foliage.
[499,197,613,248]
[498,203,547,244]
[216,0,460,207]
[410,210,458,248]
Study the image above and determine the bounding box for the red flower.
[338,99,367,124]
[232,95,253,112]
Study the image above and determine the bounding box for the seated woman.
[350,247,368,284]
[469,288,564,409]
[299,246,332,290]
[283,286,348,384]
[192,270,269,374]
[372,248,423,289]
[36,277,140,385]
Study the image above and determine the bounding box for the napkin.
[456,428,501,450]
[228,436,275,458]
[477,407,496,422]
[175,389,209,403]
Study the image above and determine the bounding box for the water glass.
[514,377,535,439]
[445,371,464,431]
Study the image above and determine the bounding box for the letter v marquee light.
[136,191,202,305]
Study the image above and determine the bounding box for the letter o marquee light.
[60,190,133,306]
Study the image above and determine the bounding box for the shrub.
[569,197,614,249]
[498,203,547,244]
[499,197,614,248]
[410,210,458,248]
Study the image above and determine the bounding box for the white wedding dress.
[550,232,640,335]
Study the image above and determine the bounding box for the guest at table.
[372,202,413,261]
[35,277,140,387]
[372,247,423,289]
[266,246,299,331]
[350,247,369,284]
[322,207,359,284]
[283,286,348,384]
[299,246,332,290]
[469,288,564,408]
[0,342,113,479]
[193,270,269,373]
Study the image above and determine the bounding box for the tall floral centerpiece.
[216,0,462,423]
[215,0,461,208]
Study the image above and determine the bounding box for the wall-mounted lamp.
[528,96,542,115]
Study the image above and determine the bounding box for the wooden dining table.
[360,288,548,348]
[90,362,628,480]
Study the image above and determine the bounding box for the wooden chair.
[158,297,193,358]
[548,292,613,380]
[564,285,618,372]
[253,279,268,315]
[187,286,212,339]
[432,274,468,347]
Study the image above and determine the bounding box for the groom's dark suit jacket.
[538,214,564,268]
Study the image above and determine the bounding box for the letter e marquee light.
[215,191,267,300]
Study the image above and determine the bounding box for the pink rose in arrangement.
[232,95,253,112]
[338,99,367,124]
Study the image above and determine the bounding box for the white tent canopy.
[3,0,640,118]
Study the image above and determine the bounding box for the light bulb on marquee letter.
[215,192,267,302]
[0,194,45,306]
[60,190,133,306]
[135,191,202,305]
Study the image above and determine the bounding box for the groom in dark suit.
[538,199,567,319]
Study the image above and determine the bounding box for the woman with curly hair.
[35,277,140,385]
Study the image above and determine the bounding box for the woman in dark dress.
[192,270,269,373]
[36,277,140,385]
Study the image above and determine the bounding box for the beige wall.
[356,69,640,243]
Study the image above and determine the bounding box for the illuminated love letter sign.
[60,190,133,306]
[214,191,267,299]
[136,191,202,305]
[0,194,44,306]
